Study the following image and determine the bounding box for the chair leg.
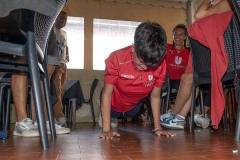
[166,91,170,113]
[189,85,197,132]
[27,32,49,149]
[68,100,72,125]
[227,90,234,124]
[234,81,240,141]
[90,101,96,126]
[199,90,204,116]
[222,92,228,130]
[42,74,56,139]
[0,84,6,129]
[4,87,11,131]
[230,87,237,121]
[161,98,165,114]
[68,98,76,126]
[71,98,77,126]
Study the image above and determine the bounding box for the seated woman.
[165,24,190,92]
[160,0,232,130]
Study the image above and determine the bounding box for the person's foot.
[160,114,185,129]
[46,121,70,134]
[98,113,118,128]
[13,118,39,137]
[194,114,210,129]
[160,110,173,121]
[34,121,70,135]
[58,117,67,127]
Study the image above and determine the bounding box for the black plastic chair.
[223,14,240,141]
[83,78,99,126]
[189,37,234,132]
[0,0,67,149]
[189,16,240,134]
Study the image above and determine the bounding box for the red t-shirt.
[165,44,190,79]
[104,46,166,112]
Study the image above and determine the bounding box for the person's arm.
[150,86,176,137]
[98,83,120,139]
[101,83,113,132]
[194,0,231,20]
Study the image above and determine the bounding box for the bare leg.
[11,73,28,122]
[204,106,210,114]
[32,64,55,121]
[171,73,193,114]
[53,64,66,120]
[178,94,192,117]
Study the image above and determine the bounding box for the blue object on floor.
[0,131,8,140]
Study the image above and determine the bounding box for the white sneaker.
[98,114,102,127]
[13,118,39,137]
[98,113,118,128]
[58,117,67,127]
[110,118,118,128]
[34,121,70,135]
[46,121,70,134]
[194,114,210,129]
[160,110,173,121]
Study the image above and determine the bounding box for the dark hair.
[134,21,167,68]
[172,24,188,48]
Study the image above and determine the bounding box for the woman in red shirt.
[165,24,190,90]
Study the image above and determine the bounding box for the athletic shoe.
[58,117,67,127]
[110,118,118,128]
[98,113,118,128]
[46,121,70,134]
[160,114,185,129]
[34,121,70,135]
[13,118,39,137]
[194,114,210,129]
[160,110,173,121]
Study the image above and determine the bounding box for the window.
[64,17,84,69]
[93,19,141,70]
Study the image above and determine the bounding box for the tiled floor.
[1,122,240,160]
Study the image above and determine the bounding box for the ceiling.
[161,0,187,2]
[102,0,189,9]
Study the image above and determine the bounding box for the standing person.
[165,24,190,91]
[98,21,176,139]
[160,0,232,130]
[52,11,69,127]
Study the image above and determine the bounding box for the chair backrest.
[89,78,99,101]
[223,16,240,76]
[189,37,211,83]
[223,15,240,99]
[232,0,240,21]
[34,0,66,62]
[0,0,66,63]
